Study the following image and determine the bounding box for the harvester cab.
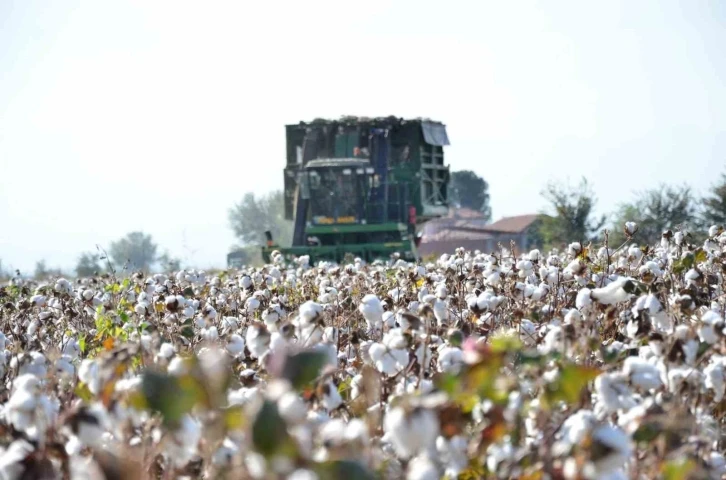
[260,116,451,266]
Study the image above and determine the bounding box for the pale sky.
[1,0,725,274]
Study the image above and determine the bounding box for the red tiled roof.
[482,214,542,234]
[422,228,493,242]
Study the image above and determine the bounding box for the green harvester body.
[260,116,451,265]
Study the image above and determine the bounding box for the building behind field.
[418,208,545,257]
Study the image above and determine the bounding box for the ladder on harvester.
[291,129,318,246]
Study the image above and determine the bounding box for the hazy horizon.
[2,1,725,274]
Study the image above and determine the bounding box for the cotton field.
[2,225,726,479]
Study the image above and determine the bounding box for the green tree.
[538,178,606,249]
[34,260,48,280]
[109,231,158,271]
[609,184,698,246]
[34,260,63,280]
[75,252,102,277]
[702,172,726,227]
[158,251,182,272]
[228,191,293,247]
[449,170,492,221]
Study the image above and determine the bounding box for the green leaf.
[140,371,203,428]
[317,460,376,480]
[183,287,194,298]
[79,335,87,354]
[181,326,195,339]
[632,423,660,443]
[695,248,708,264]
[252,400,291,457]
[491,334,522,353]
[279,350,329,390]
[542,364,599,408]
[122,278,131,290]
[223,406,246,431]
[662,458,695,480]
[74,382,93,402]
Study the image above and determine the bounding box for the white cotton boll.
[591,277,635,305]
[368,343,386,363]
[539,327,563,355]
[62,339,80,359]
[437,346,463,374]
[486,441,514,474]
[359,294,384,331]
[433,299,448,326]
[594,373,635,414]
[704,357,726,401]
[436,435,469,479]
[699,324,720,344]
[30,295,46,307]
[54,356,75,378]
[568,242,583,256]
[244,296,261,315]
[0,440,35,479]
[709,452,726,478]
[564,308,582,325]
[26,320,39,337]
[639,261,663,277]
[674,231,684,245]
[376,348,408,376]
[587,424,632,478]
[167,356,187,376]
[262,307,281,329]
[666,367,703,392]
[134,302,148,317]
[486,271,501,286]
[298,322,323,347]
[227,387,259,407]
[406,454,440,480]
[558,409,596,451]
[277,391,307,424]
[288,469,319,480]
[576,288,592,310]
[625,222,637,235]
[384,406,440,459]
[382,311,396,329]
[78,359,101,395]
[202,326,219,342]
[519,319,537,346]
[627,244,642,260]
[320,380,342,411]
[239,275,252,290]
[158,343,176,359]
[700,310,724,344]
[415,343,433,368]
[212,438,240,467]
[622,357,662,391]
[643,294,661,315]
[226,334,245,358]
[246,325,271,358]
[299,301,323,325]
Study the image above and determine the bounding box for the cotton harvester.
[237,116,452,266]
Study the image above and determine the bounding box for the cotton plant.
[3,223,726,478]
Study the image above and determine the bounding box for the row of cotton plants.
[1,223,726,479]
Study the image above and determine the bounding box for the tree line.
[538,172,726,250]
[4,169,723,279]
